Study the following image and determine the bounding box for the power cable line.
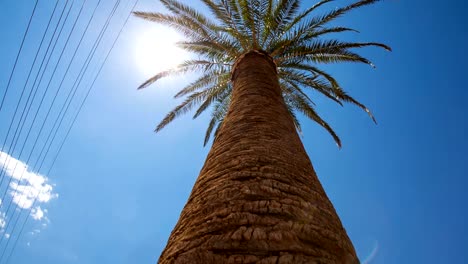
[34,0,124,177]
[32,0,103,172]
[0,0,72,195]
[0,0,62,187]
[0,0,88,249]
[47,0,139,189]
[47,0,139,221]
[1,0,139,262]
[0,4,76,259]
[0,0,94,247]
[0,0,39,111]
[0,0,73,198]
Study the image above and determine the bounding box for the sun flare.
[134,26,188,77]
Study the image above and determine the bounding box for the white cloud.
[9,182,57,210]
[4,233,10,239]
[0,212,5,229]
[31,207,44,221]
[29,229,41,236]
[0,151,57,222]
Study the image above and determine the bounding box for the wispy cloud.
[0,212,5,229]
[0,151,58,225]
[31,207,45,221]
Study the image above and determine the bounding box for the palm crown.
[134,0,390,147]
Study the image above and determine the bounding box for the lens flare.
[362,241,379,264]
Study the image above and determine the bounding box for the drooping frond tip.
[134,0,390,147]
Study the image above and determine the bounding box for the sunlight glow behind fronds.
[134,0,390,146]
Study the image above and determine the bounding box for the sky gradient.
[0,0,467,263]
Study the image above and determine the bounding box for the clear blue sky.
[0,0,467,263]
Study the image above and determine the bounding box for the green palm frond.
[204,88,231,145]
[294,94,342,148]
[156,89,210,132]
[138,60,225,89]
[309,0,381,30]
[288,0,333,24]
[278,40,390,64]
[135,0,390,147]
[174,72,230,98]
[193,81,231,119]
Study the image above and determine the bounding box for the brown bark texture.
[158,51,359,264]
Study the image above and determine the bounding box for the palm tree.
[135,0,390,263]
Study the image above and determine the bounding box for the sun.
[134,26,188,77]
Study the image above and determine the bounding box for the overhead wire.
[0,0,89,251]
[0,0,88,201]
[0,0,74,203]
[0,0,75,251]
[0,0,86,244]
[47,0,140,179]
[35,0,125,177]
[0,0,72,197]
[31,0,103,172]
[0,0,98,247]
[1,0,140,262]
[0,0,39,111]
[0,0,62,189]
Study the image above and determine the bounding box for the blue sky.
[0,0,467,263]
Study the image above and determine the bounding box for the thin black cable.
[0,0,88,241]
[32,0,123,175]
[0,0,85,220]
[3,0,128,259]
[0,0,73,197]
[0,0,72,193]
[0,0,61,188]
[0,4,74,255]
[0,1,74,248]
[0,0,87,249]
[32,0,103,171]
[29,0,116,177]
[45,0,137,186]
[29,0,121,175]
[0,0,39,111]
[2,1,137,262]
[0,0,71,181]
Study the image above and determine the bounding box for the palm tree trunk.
[158,50,359,264]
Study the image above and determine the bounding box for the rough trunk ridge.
[158,50,359,264]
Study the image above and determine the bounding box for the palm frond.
[134,12,205,41]
[155,91,208,132]
[284,71,343,105]
[309,0,381,29]
[287,88,342,147]
[238,0,258,48]
[283,96,303,136]
[283,0,334,32]
[174,72,230,98]
[193,82,231,118]
[278,39,390,64]
[135,0,388,147]
[200,0,250,49]
[138,70,176,90]
[263,0,301,47]
[204,91,231,145]
[138,60,225,89]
